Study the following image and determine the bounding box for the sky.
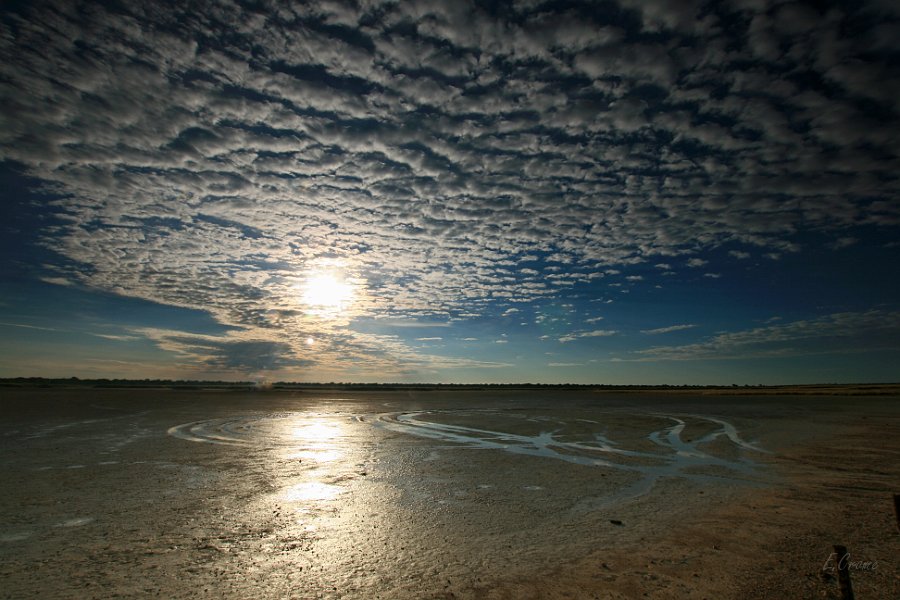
[1,0,898,384]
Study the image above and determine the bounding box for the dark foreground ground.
[1,387,898,599]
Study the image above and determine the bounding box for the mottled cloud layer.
[1,0,898,375]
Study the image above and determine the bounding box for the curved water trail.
[167,419,250,446]
[166,413,348,447]
[167,409,771,508]
[377,410,771,501]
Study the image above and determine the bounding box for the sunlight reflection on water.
[279,415,349,505]
[284,448,343,462]
[283,481,344,502]
[291,423,342,443]
[283,418,345,463]
[160,403,774,599]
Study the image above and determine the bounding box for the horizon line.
[2,377,898,389]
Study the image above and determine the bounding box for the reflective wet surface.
[1,388,780,598]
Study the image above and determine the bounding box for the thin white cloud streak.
[640,324,697,335]
[91,333,141,341]
[559,329,618,343]
[374,321,453,328]
[0,322,60,332]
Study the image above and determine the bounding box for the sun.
[301,271,354,314]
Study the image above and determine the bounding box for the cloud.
[0,1,897,375]
[415,337,443,341]
[548,362,583,367]
[641,324,697,335]
[559,329,618,343]
[0,322,59,332]
[134,328,313,373]
[635,310,900,361]
[91,333,141,342]
[833,237,858,249]
[378,321,452,328]
[618,0,710,34]
[39,277,73,286]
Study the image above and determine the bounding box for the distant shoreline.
[1,377,898,395]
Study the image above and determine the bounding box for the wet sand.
[1,388,898,598]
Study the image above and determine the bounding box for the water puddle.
[377,409,770,504]
[55,517,94,527]
[283,482,344,502]
[167,409,770,510]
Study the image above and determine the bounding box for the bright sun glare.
[291,422,341,442]
[302,272,354,313]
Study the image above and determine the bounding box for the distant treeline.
[1,377,893,393]
[0,377,257,390]
[1,376,753,390]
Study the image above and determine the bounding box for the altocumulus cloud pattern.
[1,0,898,378]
